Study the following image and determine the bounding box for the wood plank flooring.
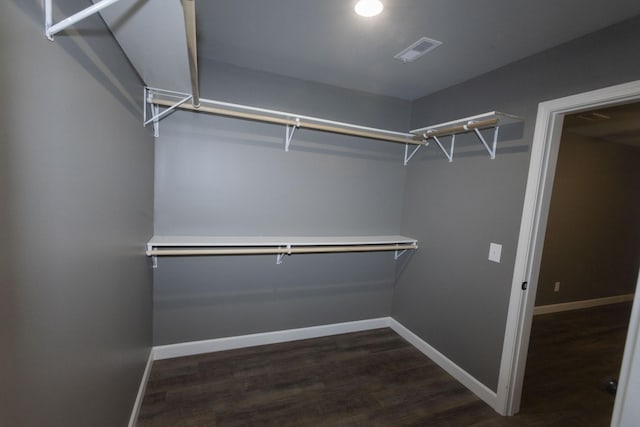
[516,302,632,426]
[138,302,631,426]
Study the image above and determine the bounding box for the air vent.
[394,37,442,63]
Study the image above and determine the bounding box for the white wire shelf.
[146,235,418,266]
[145,87,421,145]
[410,111,522,135]
[410,111,523,162]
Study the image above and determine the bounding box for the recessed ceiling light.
[355,0,384,17]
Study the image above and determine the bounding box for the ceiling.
[93,1,640,102]
[564,103,640,149]
[194,1,640,100]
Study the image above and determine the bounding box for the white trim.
[611,270,640,426]
[128,349,154,427]
[534,294,634,315]
[153,318,391,360]
[388,319,499,412]
[497,80,640,416]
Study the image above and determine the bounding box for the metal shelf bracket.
[404,143,425,166]
[285,118,300,152]
[394,242,416,260]
[147,243,158,269]
[276,244,292,264]
[433,134,456,162]
[474,126,500,159]
[394,248,407,260]
[44,0,123,41]
[143,87,193,137]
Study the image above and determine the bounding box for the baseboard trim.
[128,349,154,427]
[153,317,392,360]
[388,318,499,412]
[534,294,634,316]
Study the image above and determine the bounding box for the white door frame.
[495,80,640,417]
[612,269,640,426]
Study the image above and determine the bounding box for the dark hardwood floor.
[516,302,632,426]
[137,302,632,426]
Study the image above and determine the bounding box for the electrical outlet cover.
[489,243,502,263]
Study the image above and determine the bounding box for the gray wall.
[394,15,640,391]
[0,1,154,425]
[536,131,640,305]
[153,60,411,345]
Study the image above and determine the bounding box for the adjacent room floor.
[516,301,632,426]
[138,302,632,426]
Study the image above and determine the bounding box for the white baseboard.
[128,349,154,427]
[534,293,634,316]
[153,318,391,360]
[388,319,499,413]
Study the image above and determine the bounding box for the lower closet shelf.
[145,235,418,265]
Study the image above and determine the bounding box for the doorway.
[518,102,640,423]
[494,80,640,419]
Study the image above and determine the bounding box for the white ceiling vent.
[394,37,442,63]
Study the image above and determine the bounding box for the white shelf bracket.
[394,242,416,260]
[276,244,292,264]
[44,0,123,41]
[151,104,160,138]
[144,88,193,138]
[146,243,158,269]
[393,240,418,261]
[285,119,300,152]
[394,248,407,260]
[404,143,424,166]
[432,134,456,162]
[473,125,500,159]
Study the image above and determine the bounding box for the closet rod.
[45,0,122,40]
[150,97,422,145]
[182,0,200,107]
[147,243,418,256]
[412,117,499,139]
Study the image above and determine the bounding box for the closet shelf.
[146,235,418,267]
[410,112,522,162]
[145,87,420,145]
[144,88,522,164]
[410,111,521,136]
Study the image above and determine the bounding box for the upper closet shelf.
[144,87,423,163]
[146,235,418,267]
[144,88,522,165]
[410,112,522,162]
